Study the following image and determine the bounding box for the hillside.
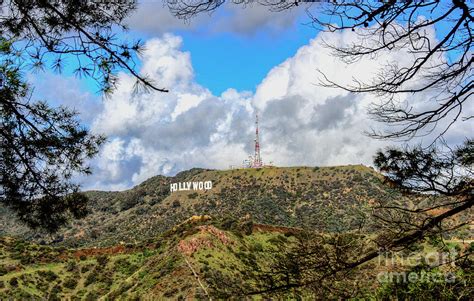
[1,216,472,300]
[0,165,460,247]
[0,217,299,299]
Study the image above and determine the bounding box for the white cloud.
[28,73,101,124]
[126,2,307,36]
[79,26,470,191]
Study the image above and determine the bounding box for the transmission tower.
[252,113,263,168]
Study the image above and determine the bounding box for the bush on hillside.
[63,277,78,290]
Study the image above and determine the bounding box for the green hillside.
[0,216,298,300]
[1,216,471,300]
[0,166,401,246]
[0,165,460,247]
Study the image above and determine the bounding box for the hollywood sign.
[170,181,213,192]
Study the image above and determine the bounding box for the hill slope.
[1,216,471,300]
[0,217,300,299]
[0,165,452,246]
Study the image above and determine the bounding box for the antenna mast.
[253,113,263,168]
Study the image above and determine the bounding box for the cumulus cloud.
[28,73,101,124]
[126,2,306,35]
[77,26,470,191]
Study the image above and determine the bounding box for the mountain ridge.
[0,165,452,247]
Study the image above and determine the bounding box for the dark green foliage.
[48,284,62,301]
[65,260,77,272]
[114,258,138,276]
[9,277,18,287]
[376,263,473,300]
[0,0,171,234]
[0,265,7,276]
[37,270,58,282]
[96,254,109,266]
[374,140,473,196]
[63,277,78,290]
[84,270,98,286]
[120,189,146,211]
[85,290,99,301]
[1,66,103,233]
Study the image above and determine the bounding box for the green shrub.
[37,270,58,282]
[63,277,78,290]
[0,265,7,276]
[65,260,77,272]
[85,291,99,301]
[251,242,263,252]
[9,277,18,287]
[96,254,109,266]
[84,270,98,286]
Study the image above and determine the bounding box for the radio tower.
[253,113,263,168]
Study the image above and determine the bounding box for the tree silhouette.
[0,1,168,232]
[1,61,104,232]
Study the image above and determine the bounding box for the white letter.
[204,181,212,190]
[199,182,204,190]
[193,182,199,190]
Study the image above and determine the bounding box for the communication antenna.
[253,113,263,168]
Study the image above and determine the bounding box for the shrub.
[96,255,109,266]
[37,270,58,282]
[81,265,91,274]
[85,291,99,301]
[63,278,78,290]
[0,266,7,276]
[9,277,18,287]
[84,270,98,286]
[251,242,263,252]
[113,258,133,274]
[65,260,77,272]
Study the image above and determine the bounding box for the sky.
[29,2,472,191]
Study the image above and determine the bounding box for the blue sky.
[175,22,317,94]
[76,5,317,96]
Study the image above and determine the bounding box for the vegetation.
[0,214,471,299]
[1,165,471,298]
[2,165,466,247]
